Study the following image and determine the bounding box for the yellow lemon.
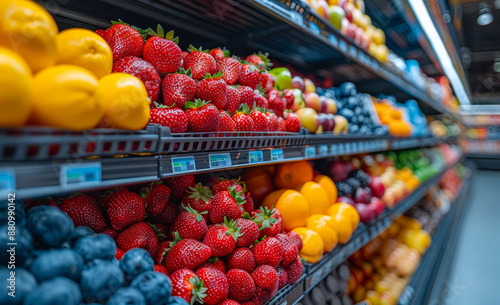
[31,65,102,130]
[306,214,339,252]
[57,28,112,78]
[292,227,324,263]
[0,0,58,72]
[313,174,338,205]
[0,47,32,127]
[298,181,330,215]
[97,73,151,130]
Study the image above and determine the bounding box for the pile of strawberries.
[26,175,304,305]
[96,21,302,134]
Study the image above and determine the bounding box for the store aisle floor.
[444,170,500,304]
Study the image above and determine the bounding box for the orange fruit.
[274,161,313,189]
[262,189,309,231]
[313,174,338,205]
[324,211,354,243]
[242,167,275,206]
[306,214,339,252]
[292,227,324,263]
[298,181,329,215]
[327,203,360,231]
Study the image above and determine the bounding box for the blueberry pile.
[0,204,186,305]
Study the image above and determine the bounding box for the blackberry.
[336,182,353,197]
[352,170,371,187]
[345,177,361,189]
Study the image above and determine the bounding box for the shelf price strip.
[60,162,101,188]
[305,146,316,158]
[171,156,196,173]
[318,145,329,155]
[209,153,232,169]
[271,149,284,161]
[248,151,264,164]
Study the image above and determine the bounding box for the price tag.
[60,162,101,187]
[338,143,345,154]
[309,23,320,36]
[248,151,263,164]
[209,153,232,168]
[0,169,15,197]
[305,146,316,158]
[345,142,352,153]
[318,145,328,155]
[371,59,378,69]
[271,149,284,161]
[330,144,337,154]
[329,34,338,46]
[290,11,304,26]
[171,156,196,173]
[349,45,357,57]
[339,40,347,52]
[352,142,358,152]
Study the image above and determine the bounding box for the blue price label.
[330,144,337,154]
[270,149,284,161]
[319,145,328,155]
[309,23,320,35]
[349,45,357,57]
[0,169,15,196]
[171,156,196,173]
[305,146,316,158]
[60,162,101,187]
[209,153,232,168]
[248,151,264,164]
[340,40,347,51]
[329,34,338,46]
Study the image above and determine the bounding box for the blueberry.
[359,126,369,134]
[316,87,324,95]
[357,114,365,122]
[354,107,362,115]
[325,91,336,99]
[24,277,81,305]
[107,287,146,305]
[346,97,358,109]
[81,261,124,303]
[349,125,360,134]
[69,226,95,245]
[74,233,116,262]
[339,82,356,97]
[351,116,358,124]
[339,108,354,121]
[0,200,25,227]
[130,271,172,305]
[0,224,33,266]
[0,267,36,305]
[27,206,74,248]
[30,249,84,282]
[120,249,154,282]
[167,296,189,305]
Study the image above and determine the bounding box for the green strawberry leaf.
[157,24,165,38]
[223,48,231,57]
[185,99,210,109]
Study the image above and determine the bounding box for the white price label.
[171,156,196,173]
[209,153,232,168]
[60,162,101,188]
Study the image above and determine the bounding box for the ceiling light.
[477,3,493,26]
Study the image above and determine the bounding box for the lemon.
[97,73,151,130]
[0,47,33,127]
[0,0,58,72]
[31,65,103,131]
[57,28,112,78]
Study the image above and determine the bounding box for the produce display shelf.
[262,156,464,305]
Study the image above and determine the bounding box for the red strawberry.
[171,269,207,304]
[253,207,282,238]
[265,112,279,131]
[226,269,256,302]
[155,240,173,265]
[251,265,279,305]
[217,57,242,85]
[241,302,256,305]
[249,109,269,132]
[165,233,212,273]
[275,234,299,268]
[225,86,241,115]
[59,194,107,232]
[98,187,127,211]
[210,187,246,223]
[96,21,144,61]
[184,45,217,80]
[149,223,169,241]
[238,64,261,89]
[203,218,242,257]
[282,89,294,108]
[209,48,226,61]
[101,227,117,239]
[195,257,226,274]
[197,72,227,109]
[217,300,240,305]
[237,86,255,109]
[212,178,244,195]
[116,222,159,258]
[107,190,146,231]
[277,117,286,132]
[232,106,255,132]
[242,192,255,213]
[267,89,285,117]
[227,248,256,273]
[259,71,275,92]
[143,26,182,74]
[149,104,188,133]
[252,237,283,268]
[113,56,161,102]
[285,255,303,285]
[185,99,220,132]
[235,218,259,247]
[219,110,236,132]
[244,53,271,70]
[154,264,170,276]
[166,174,195,199]
[170,205,208,241]
[162,68,197,108]
[115,248,125,260]
[181,182,213,222]
[276,266,288,289]
[285,112,301,132]
[140,182,171,216]
[286,231,303,251]
[253,91,268,110]
[150,201,179,226]
[195,267,229,305]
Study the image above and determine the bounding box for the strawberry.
[195,257,226,273]
[184,45,217,80]
[226,269,256,302]
[98,187,127,211]
[251,265,279,305]
[276,266,288,289]
[259,71,275,92]
[155,240,173,265]
[253,207,282,238]
[209,48,226,61]
[242,192,255,213]
[116,222,159,258]
[166,174,195,199]
[275,234,299,268]
[253,91,268,110]
[285,255,304,285]
[244,52,272,70]
[282,89,294,108]
[219,110,236,132]
[107,190,146,231]
[197,72,227,109]
[212,178,244,195]
[217,300,240,305]
[165,233,212,273]
[195,267,229,305]
[170,269,208,304]
[59,194,107,232]
[203,218,242,257]
[249,108,269,131]
[217,57,242,85]
[154,264,170,277]
[265,112,279,131]
[149,103,188,133]
[140,182,171,216]
[210,186,246,223]
[267,89,285,117]
[162,68,197,108]
[185,99,220,132]
[149,222,169,241]
[227,248,256,273]
[237,86,255,109]
[277,117,286,132]
[235,218,259,247]
[143,25,182,74]
[232,105,255,132]
[285,112,301,132]
[96,20,144,61]
[238,64,261,89]
[252,237,283,268]
[286,231,303,251]
[241,302,256,305]
[181,182,213,222]
[170,205,208,241]
[113,56,161,102]
[225,86,241,114]
[115,248,125,260]
[150,200,179,226]
[101,227,117,239]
